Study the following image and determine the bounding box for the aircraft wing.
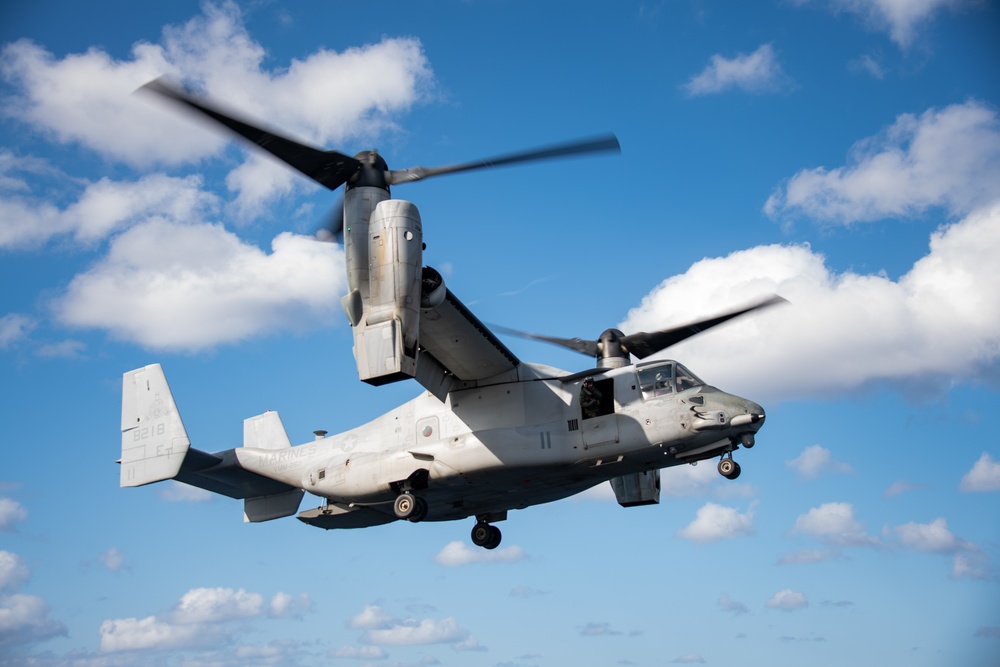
[416,287,520,395]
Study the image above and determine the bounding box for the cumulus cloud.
[683,44,788,96]
[99,586,309,653]
[791,502,879,547]
[0,593,69,648]
[0,552,29,592]
[433,541,527,567]
[786,445,854,479]
[619,201,1000,402]
[959,452,1000,492]
[0,313,35,348]
[765,101,1000,224]
[718,592,750,615]
[0,498,27,531]
[332,644,388,660]
[98,547,128,573]
[1,3,432,170]
[53,220,344,350]
[347,603,482,651]
[676,502,755,543]
[793,0,974,48]
[766,588,809,611]
[0,552,67,648]
[889,517,990,579]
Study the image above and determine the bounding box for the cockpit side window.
[675,364,704,392]
[637,362,675,400]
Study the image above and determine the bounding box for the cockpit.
[636,360,704,399]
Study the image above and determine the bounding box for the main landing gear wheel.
[393,493,428,522]
[471,522,502,550]
[717,457,741,480]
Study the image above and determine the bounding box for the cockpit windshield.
[637,360,704,399]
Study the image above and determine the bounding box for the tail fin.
[120,364,190,487]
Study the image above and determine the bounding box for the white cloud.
[99,615,216,652]
[676,502,755,543]
[766,588,809,611]
[0,314,35,348]
[100,585,310,653]
[672,654,706,664]
[0,498,27,531]
[795,0,972,48]
[99,547,127,573]
[0,593,68,647]
[0,160,218,250]
[890,517,971,554]
[268,591,311,618]
[718,593,749,615]
[1,3,432,170]
[618,201,1000,402]
[348,604,480,651]
[683,44,788,96]
[433,541,527,567]
[765,101,1000,223]
[333,644,388,660]
[791,502,878,547]
[959,452,1000,492]
[362,616,468,647]
[172,587,263,624]
[0,552,29,592]
[54,220,344,350]
[890,518,991,579]
[786,445,854,479]
[348,604,394,630]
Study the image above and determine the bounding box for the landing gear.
[471,521,502,550]
[393,492,428,522]
[717,456,741,480]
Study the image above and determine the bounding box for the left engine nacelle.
[346,199,423,385]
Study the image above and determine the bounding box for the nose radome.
[729,401,766,430]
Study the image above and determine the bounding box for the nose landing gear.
[717,453,741,480]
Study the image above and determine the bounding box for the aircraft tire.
[718,458,736,479]
[394,493,418,519]
[408,497,428,523]
[471,522,494,548]
[484,526,502,550]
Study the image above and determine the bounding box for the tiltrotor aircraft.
[120,80,781,549]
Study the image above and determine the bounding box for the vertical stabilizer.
[241,411,304,522]
[120,364,191,488]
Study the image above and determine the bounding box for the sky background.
[2,1,999,666]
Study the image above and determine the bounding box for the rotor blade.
[314,196,345,243]
[621,295,787,359]
[491,324,600,358]
[139,78,361,190]
[385,134,621,185]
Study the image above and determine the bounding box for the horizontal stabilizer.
[120,364,190,488]
[245,489,305,522]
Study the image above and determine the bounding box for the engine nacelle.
[348,199,424,385]
[610,470,661,507]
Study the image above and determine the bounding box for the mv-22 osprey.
[120,80,781,549]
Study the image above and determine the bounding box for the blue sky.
[2,1,999,665]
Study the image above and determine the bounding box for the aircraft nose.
[729,400,766,431]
